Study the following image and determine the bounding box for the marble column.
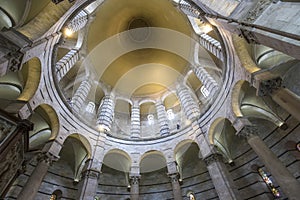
[130,176,140,200]
[193,59,219,97]
[199,33,223,61]
[155,100,170,136]
[176,84,200,120]
[169,173,183,200]
[56,49,80,81]
[178,0,202,18]
[239,126,300,200]
[71,80,91,114]
[77,163,101,200]
[97,95,114,131]
[77,137,105,200]
[197,134,240,200]
[17,153,58,200]
[67,10,88,33]
[167,161,183,200]
[131,101,141,139]
[257,77,300,122]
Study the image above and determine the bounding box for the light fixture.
[127,185,131,192]
[64,27,74,37]
[201,24,213,34]
[97,124,110,132]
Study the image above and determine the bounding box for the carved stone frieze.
[0,118,15,143]
[0,28,31,74]
[243,0,273,23]
[0,134,24,196]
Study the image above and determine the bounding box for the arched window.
[257,168,280,198]
[167,109,174,120]
[147,114,154,125]
[200,85,209,98]
[296,142,300,152]
[86,101,96,113]
[50,190,62,200]
[187,191,196,200]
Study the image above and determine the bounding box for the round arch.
[140,150,167,173]
[102,148,132,172]
[17,57,41,101]
[231,80,249,118]
[67,133,92,159]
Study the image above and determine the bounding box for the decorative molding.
[243,0,273,23]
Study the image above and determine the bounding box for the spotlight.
[202,24,213,34]
[64,28,74,37]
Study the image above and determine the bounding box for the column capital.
[129,175,141,185]
[255,75,282,96]
[37,152,59,165]
[168,173,180,183]
[203,153,224,166]
[82,168,101,179]
[238,125,258,140]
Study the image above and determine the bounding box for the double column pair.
[128,161,183,200]
[130,100,171,138]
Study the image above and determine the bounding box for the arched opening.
[209,118,243,164]
[140,101,157,138]
[17,57,41,101]
[112,99,131,137]
[50,189,62,200]
[57,133,91,182]
[174,140,216,199]
[139,150,170,199]
[163,92,183,131]
[231,80,287,129]
[98,149,131,199]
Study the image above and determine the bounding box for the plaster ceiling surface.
[86,0,193,97]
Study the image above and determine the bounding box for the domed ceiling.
[85,0,194,97]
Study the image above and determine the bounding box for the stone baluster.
[197,133,241,200]
[238,125,300,200]
[56,49,80,81]
[67,10,88,33]
[96,95,115,131]
[155,100,170,136]
[176,84,200,120]
[131,101,141,139]
[70,80,91,114]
